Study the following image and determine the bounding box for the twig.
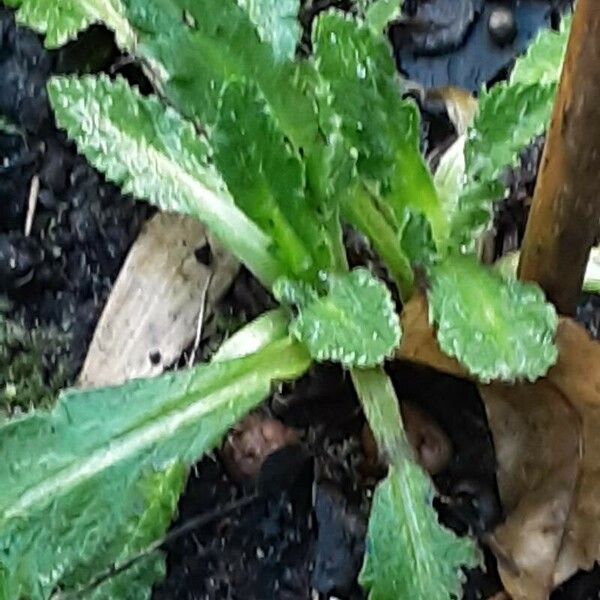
[50,495,256,599]
[24,174,39,236]
[188,271,213,366]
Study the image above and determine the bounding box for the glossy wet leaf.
[352,368,480,600]
[3,0,135,48]
[313,13,448,246]
[48,74,284,288]
[427,255,558,382]
[0,338,310,599]
[213,81,333,279]
[274,269,401,367]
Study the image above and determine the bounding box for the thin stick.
[51,495,256,600]
[24,174,39,236]
[188,272,213,366]
[518,0,600,314]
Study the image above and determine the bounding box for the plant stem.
[518,0,600,315]
[350,367,412,464]
[343,186,415,301]
[212,308,290,362]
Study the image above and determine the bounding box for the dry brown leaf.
[78,212,238,388]
[397,294,600,600]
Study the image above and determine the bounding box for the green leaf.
[124,0,318,150]
[313,13,448,248]
[510,15,571,86]
[236,0,300,61]
[313,12,412,183]
[212,308,290,362]
[275,268,401,367]
[427,255,558,382]
[449,82,556,248]
[361,463,478,599]
[342,186,415,299]
[213,80,333,278]
[364,0,402,33]
[0,337,310,599]
[351,368,479,600]
[446,18,571,248]
[465,82,556,185]
[3,0,135,49]
[47,74,285,288]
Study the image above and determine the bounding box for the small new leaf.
[360,463,479,600]
[510,14,571,86]
[428,255,558,382]
[275,269,401,368]
[465,82,556,185]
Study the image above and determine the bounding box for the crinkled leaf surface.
[427,255,558,382]
[465,82,556,186]
[313,13,447,252]
[122,0,318,151]
[446,17,569,248]
[361,463,478,599]
[3,0,135,48]
[236,0,300,61]
[47,74,284,288]
[213,81,332,279]
[313,12,412,183]
[352,368,479,600]
[313,13,447,246]
[0,338,310,599]
[274,269,401,367]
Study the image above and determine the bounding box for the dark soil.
[1,2,599,600]
[0,8,147,384]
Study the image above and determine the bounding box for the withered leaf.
[78,212,238,388]
[397,294,600,600]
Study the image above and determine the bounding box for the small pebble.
[488,7,517,46]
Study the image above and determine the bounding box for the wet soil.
[1,2,599,599]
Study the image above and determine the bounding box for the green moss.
[0,315,71,414]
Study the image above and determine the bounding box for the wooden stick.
[518,0,600,315]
